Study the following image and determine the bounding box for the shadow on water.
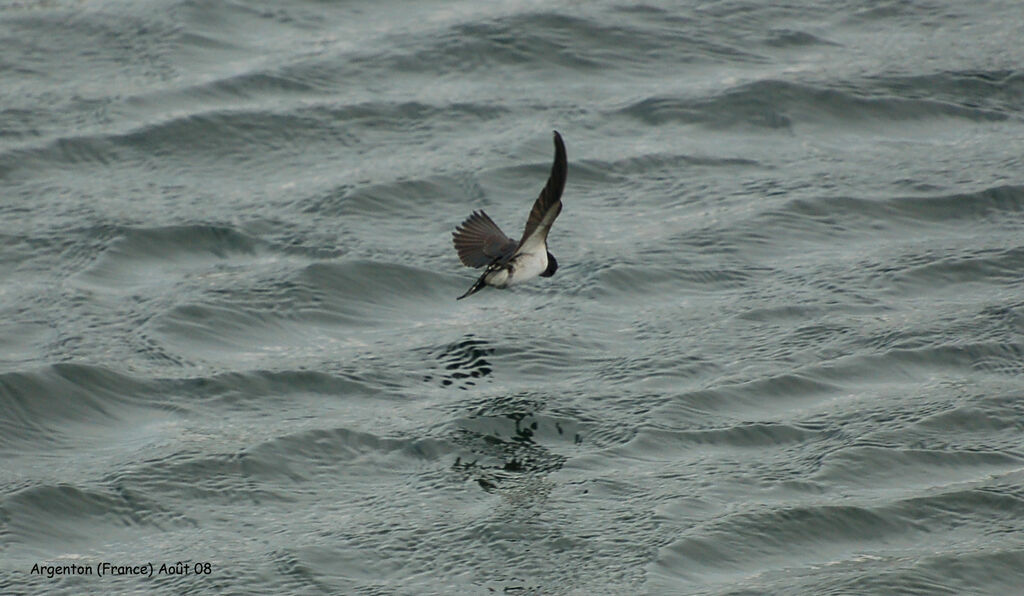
[450,407,578,494]
[422,335,495,390]
[425,336,583,493]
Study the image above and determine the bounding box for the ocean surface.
[2,1,1023,594]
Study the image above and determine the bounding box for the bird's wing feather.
[452,210,517,268]
[516,131,567,254]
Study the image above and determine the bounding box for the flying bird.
[452,131,567,300]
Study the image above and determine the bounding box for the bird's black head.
[540,251,558,277]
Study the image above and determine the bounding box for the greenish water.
[2,1,1023,594]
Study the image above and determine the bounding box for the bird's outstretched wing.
[516,131,567,254]
[452,210,518,268]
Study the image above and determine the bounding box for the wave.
[763,185,1024,232]
[617,79,1008,130]
[73,224,268,293]
[370,11,764,76]
[868,70,1024,114]
[4,481,193,547]
[0,98,509,178]
[814,446,1022,491]
[0,363,163,451]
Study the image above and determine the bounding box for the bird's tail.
[457,270,489,300]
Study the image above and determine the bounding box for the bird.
[452,131,567,300]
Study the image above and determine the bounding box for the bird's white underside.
[485,250,548,288]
